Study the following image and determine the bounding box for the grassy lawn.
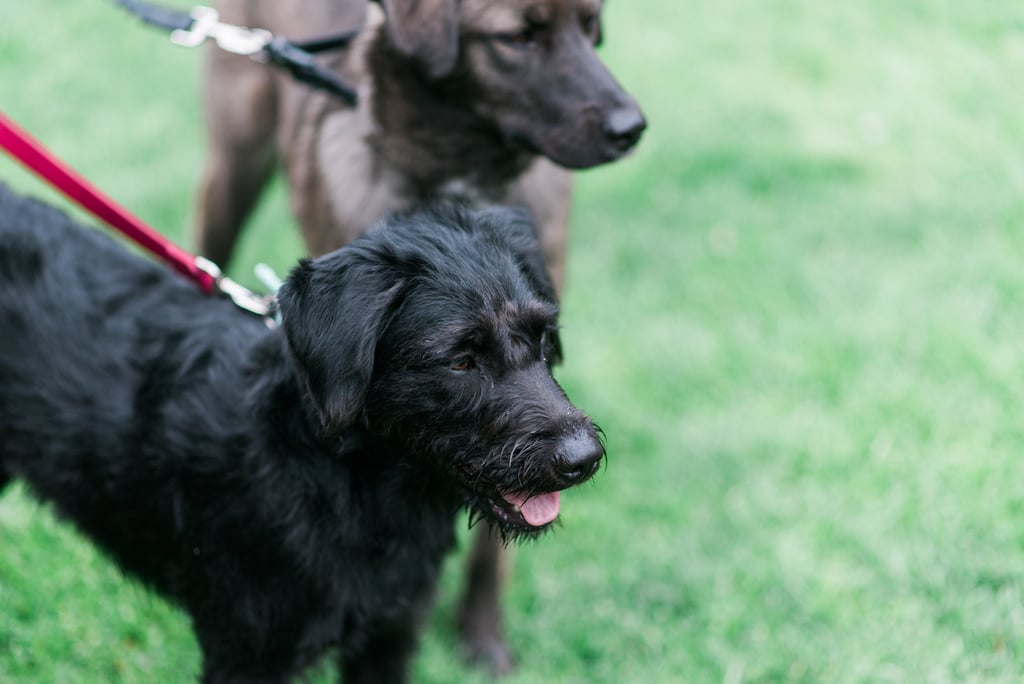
[3,1,1024,682]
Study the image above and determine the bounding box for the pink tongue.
[504,491,561,527]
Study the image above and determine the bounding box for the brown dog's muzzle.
[602,103,647,156]
[535,96,645,169]
[528,34,646,169]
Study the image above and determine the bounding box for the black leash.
[114,0,359,106]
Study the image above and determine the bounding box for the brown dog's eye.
[502,28,536,47]
[450,356,474,372]
[498,19,549,49]
[582,15,601,44]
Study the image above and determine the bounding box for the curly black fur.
[0,184,603,684]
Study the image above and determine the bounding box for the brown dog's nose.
[603,105,646,151]
[555,431,604,486]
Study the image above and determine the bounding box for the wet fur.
[0,186,602,684]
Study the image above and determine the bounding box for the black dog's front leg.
[198,649,298,684]
[199,660,294,684]
[200,672,290,684]
[340,626,420,684]
[194,618,302,684]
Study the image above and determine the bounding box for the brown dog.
[194,0,644,674]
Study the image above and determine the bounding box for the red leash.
[0,110,216,293]
[0,110,276,322]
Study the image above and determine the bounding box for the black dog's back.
[0,184,174,452]
[0,185,263,586]
[0,183,257,403]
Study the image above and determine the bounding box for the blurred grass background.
[4,1,1024,682]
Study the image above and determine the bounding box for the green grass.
[4,0,1024,682]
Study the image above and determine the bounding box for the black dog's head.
[378,0,646,169]
[278,204,604,537]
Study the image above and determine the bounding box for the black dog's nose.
[603,105,646,150]
[555,432,604,486]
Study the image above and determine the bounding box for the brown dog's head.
[380,0,646,169]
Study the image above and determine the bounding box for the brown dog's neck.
[366,36,536,201]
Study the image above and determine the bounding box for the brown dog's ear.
[380,0,459,79]
[278,249,402,434]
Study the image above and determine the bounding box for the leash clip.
[195,257,280,328]
[170,6,271,55]
[117,0,358,105]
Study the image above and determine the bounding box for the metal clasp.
[195,257,279,328]
[170,6,271,55]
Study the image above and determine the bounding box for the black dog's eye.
[582,14,600,42]
[449,356,475,372]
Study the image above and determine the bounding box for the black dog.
[0,184,604,683]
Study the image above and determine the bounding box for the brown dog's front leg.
[457,527,516,676]
[193,48,279,269]
[194,144,277,269]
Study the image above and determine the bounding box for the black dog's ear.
[478,206,564,364]
[481,206,559,305]
[277,250,401,433]
[380,0,459,79]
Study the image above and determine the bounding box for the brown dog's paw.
[459,631,517,677]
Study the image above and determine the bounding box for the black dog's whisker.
[467,507,485,530]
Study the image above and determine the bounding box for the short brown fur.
[195,0,644,674]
